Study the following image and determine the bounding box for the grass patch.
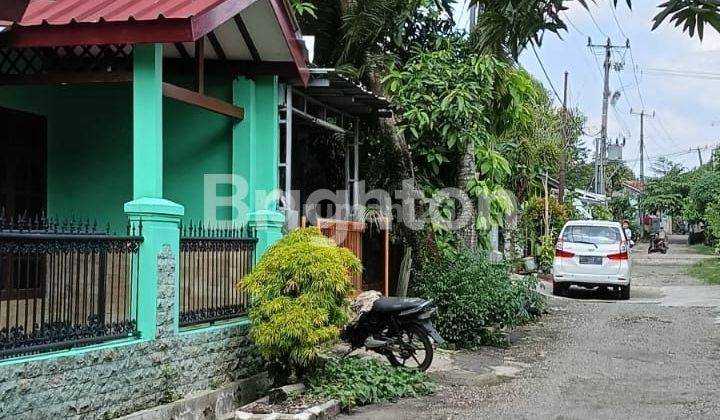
[688,258,720,284]
[691,244,717,256]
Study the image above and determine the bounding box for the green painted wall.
[163,75,234,223]
[0,76,236,228]
[0,84,133,230]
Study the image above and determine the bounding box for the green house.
[0,0,316,417]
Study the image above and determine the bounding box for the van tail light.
[555,249,575,258]
[555,241,574,258]
[609,240,629,261]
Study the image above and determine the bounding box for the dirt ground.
[345,237,720,419]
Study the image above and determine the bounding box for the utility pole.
[630,109,654,183]
[468,4,477,31]
[559,71,569,204]
[630,109,653,239]
[588,38,629,196]
[698,147,704,166]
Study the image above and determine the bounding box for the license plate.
[579,256,603,265]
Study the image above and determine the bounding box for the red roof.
[0,0,309,84]
[8,0,244,26]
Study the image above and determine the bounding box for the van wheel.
[553,283,566,297]
[619,285,630,300]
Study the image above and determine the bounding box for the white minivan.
[553,220,631,299]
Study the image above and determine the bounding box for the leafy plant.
[538,232,556,273]
[384,40,538,248]
[689,171,720,217]
[520,197,568,239]
[289,0,317,18]
[307,357,435,409]
[590,205,613,221]
[412,249,545,348]
[704,199,720,250]
[240,228,361,383]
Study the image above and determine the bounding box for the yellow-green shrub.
[240,228,361,381]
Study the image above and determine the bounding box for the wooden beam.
[162,82,244,120]
[174,42,191,60]
[206,31,227,61]
[195,37,205,94]
[165,58,300,79]
[233,15,261,62]
[0,71,132,86]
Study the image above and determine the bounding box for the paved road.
[346,239,720,419]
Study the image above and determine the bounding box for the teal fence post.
[125,43,184,339]
[233,76,284,259]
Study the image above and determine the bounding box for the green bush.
[590,204,613,221]
[538,233,556,273]
[705,199,720,252]
[412,249,545,348]
[240,228,361,382]
[307,357,435,409]
[521,196,569,238]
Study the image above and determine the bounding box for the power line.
[628,46,646,109]
[643,70,720,81]
[645,67,720,77]
[587,7,610,38]
[623,143,719,163]
[563,12,589,38]
[607,0,629,38]
[657,119,676,144]
[531,43,563,104]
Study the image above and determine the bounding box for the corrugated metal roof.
[15,0,230,26]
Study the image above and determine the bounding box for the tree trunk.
[457,140,478,248]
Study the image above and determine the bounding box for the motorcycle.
[342,296,444,371]
[648,233,668,254]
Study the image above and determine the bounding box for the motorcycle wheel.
[386,324,434,372]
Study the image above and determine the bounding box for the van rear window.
[562,226,621,245]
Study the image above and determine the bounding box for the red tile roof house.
[0,1,312,418]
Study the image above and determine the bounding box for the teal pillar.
[132,43,163,199]
[125,44,184,339]
[233,76,285,259]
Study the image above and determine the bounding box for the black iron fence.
[179,222,257,327]
[0,214,143,358]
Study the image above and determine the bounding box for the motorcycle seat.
[372,297,425,313]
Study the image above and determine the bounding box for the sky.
[454,1,720,176]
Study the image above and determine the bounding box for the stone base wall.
[0,245,264,419]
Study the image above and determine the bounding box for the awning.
[303,69,391,116]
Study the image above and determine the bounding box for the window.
[562,226,621,245]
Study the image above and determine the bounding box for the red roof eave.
[268,0,309,85]
[0,0,309,85]
[2,18,194,47]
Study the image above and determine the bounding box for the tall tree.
[465,0,720,63]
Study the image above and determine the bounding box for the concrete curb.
[231,398,341,420]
